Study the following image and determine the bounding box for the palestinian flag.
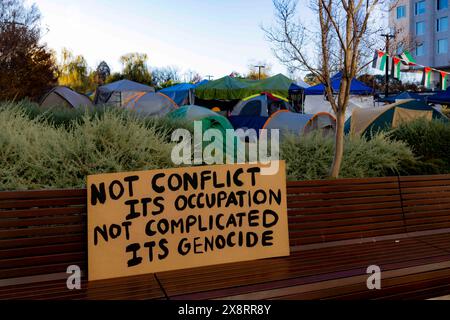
[391,56,402,80]
[441,71,448,90]
[372,50,387,71]
[400,51,416,66]
[422,67,432,88]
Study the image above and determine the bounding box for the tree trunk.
[330,111,345,178]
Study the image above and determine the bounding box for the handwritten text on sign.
[87,162,289,281]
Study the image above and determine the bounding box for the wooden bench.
[1,175,450,300]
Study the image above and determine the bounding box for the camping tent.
[262,111,336,138]
[229,93,294,132]
[379,91,424,103]
[426,87,450,105]
[195,74,294,100]
[94,79,155,107]
[303,72,375,116]
[122,92,178,117]
[344,100,448,137]
[40,86,93,109]
[159,80,208,106]
[231,93,294,117]
[168,105,237,159]
[168,105,233,134]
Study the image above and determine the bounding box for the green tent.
[195,74,294,100]
[168,105,242,162]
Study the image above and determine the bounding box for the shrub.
[389,119,450,174]
[280,132,415,181]
[6,100,193,140]
[0,102,186,190]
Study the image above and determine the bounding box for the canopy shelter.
[40,86,93,109]
[195,74,294,101]
[288,79,310,92]
[304,72,374,95]
[426,87,450,105]
[345,100,448,137]
[303,72,375,116]
[159,80,208,106]
[94,79,155,107]
[379,91,424,103]
[122,92,178,117]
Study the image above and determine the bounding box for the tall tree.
[0,0,57,101]
[58,48,94,93]
[263,0,386,178]
[95,61,111,85]
[120,52,152,85]
[151,66,180,89]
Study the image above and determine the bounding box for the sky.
[30,0,310,80]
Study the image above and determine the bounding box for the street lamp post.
[254,65,265,80]
[381,33,395,98]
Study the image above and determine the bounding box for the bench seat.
[1,231,449,300]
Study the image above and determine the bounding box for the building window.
[438,38,448,54]
[416,43,425,56]
[397,5,406,18]
[438,0,448,10]
[416,21,426,35]
[437,16,449,32]
[415,1,426,15]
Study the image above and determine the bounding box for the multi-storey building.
[389,0,450,69]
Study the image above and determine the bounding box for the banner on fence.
[87,161,289,281]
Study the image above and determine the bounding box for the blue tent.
[304,72,374,95]
[426,87,450,104]
[160,80,208,106]
[379,91,424,103]
[289,80,310,93]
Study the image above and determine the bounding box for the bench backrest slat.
[287,177,404,246]
[0,189,86,280]
[400,175,450,233]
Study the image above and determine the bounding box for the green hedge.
[389,119,450,175]
[281,133,415,181]
[0,101,187,190]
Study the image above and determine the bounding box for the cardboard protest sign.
[87,161,289,281]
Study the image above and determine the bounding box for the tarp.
[40,86,93,109]
[379,91,424,103]
[426,87,450,104]
[345,100,448,137]
[159,80,208,106]
[195,74,294,100]
[98,79,154,93]
[305,72,374,95]
[94,79,155,107]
